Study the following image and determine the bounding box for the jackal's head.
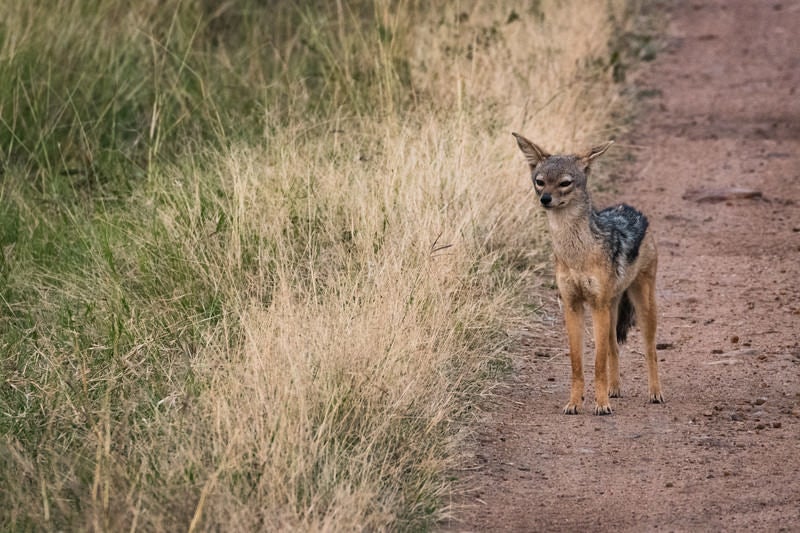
[512,132,613,210]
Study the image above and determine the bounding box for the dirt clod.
[682,187,763,203]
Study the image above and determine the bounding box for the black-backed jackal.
[513,133,664,415]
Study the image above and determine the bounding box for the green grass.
[1,0,634,530]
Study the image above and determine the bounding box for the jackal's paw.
[609,384,622,398]
[562,403,580,415]
[649,391,665,404]
[593,403,613,416]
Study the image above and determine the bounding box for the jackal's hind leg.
[608,296,622,398]
[629,275,664,404]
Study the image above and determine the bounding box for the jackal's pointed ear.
[512,132,550,167]
[578,140,614,169]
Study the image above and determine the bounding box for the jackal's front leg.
[591,306,613,415]
[563,304,585,414]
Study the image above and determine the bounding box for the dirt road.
[446,1,800,530]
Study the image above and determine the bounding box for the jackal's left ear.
[512,132,550,168]
[578,140,614,169]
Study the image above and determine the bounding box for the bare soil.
[444,1,800,531]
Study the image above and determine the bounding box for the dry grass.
[1,0,634,530]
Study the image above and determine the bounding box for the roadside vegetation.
[1,1,633,529]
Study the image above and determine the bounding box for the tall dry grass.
[1,0,634,530]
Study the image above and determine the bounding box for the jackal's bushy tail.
[616,291,636,344]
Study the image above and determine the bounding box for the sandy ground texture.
[444,1,800,531]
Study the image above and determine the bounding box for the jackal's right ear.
[578,141,614,168]
[512,132,550,167]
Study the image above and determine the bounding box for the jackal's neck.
[544,197,598,264]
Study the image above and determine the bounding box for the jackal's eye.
[558,178,573,188]
[534,175,545,187]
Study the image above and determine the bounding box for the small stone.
[756,423,766,430]
[711,349,723,354]
[772,422,782,428]
[665,481,674,488]
[731,335,740,343]
[753,397,767,405]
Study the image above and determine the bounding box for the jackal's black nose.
[540,193,552,206]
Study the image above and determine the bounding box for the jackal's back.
[590,204,649,277]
